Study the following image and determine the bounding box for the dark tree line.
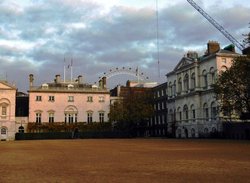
[109,92,154,135]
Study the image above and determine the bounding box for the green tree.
[214,55,250,120]
[110,92,154,135]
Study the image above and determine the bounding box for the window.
[36,113,41,124]
[191,73,196,90]
[202,70,208,89]
[211,102,217,120]
[221,66,228,72]
[99,96,105,102]
[191,104,195,122]
[87,96,93,102]
[99,112,105,122]
[184,74,189,92]
[173,80,176,96]
[75,114,78,123]
[222,58,226,64]
[203,103,209,121]
[2,106,7,116]
[177,107,182,122]
[68,96,74,102]
[49,113,54,123]
[183,105,188,121]
[87,112,93,124]
[178,78,182,93]
[36,96,42,101]
[49,96,55,102]
[162,114,165,124]
[64,113,77,124]
[18,126,24,133]
[210,67,215,85]
[1,128,7,135]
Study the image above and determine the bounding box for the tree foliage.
[243,25,250,48]
[214,55,250,119]
[109,92,154,132]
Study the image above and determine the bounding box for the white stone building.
[166,41,240,138]
[0,81,17,140]
[28,74,110,125]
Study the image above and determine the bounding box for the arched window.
[183,105,189,121]
[178,78,182,93]
[190,104,195,122]
[184,74,189,92]
[177,107,182,122]
[1,127,7,135]
[191,72,195,90]
[203,103,209,121]
[220,66,228,72]
[173,80,176,96]
[210,67,215,85]
[202,70,208,89]
[64,106,78,124]
[211,102,217,120]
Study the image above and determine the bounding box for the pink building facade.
[28,75,110,124]
[0,81,16,140]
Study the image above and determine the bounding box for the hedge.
[15,130,131,140]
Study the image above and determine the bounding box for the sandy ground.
[0,139,250,183]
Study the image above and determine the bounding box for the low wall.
[15,131,131,140]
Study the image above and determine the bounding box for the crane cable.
[156,0,160,78]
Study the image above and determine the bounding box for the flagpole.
[63,57,66,83]
[70,58,73,82]
[136,66,139,84]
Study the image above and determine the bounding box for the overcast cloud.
[0,0,249,92]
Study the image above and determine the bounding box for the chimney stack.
[99,78,103,88]
[207,41,220,55]
[78,75,83,84]
[55,74,61,83]
[102,77,107,89]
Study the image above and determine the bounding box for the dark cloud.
[0,0,249,92]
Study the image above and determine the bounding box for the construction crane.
[187,0,245,51]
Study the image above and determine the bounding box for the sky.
[0,0,249,92]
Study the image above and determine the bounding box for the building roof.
[0,80,17,90]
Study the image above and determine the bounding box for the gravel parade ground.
[0,139,250,183]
